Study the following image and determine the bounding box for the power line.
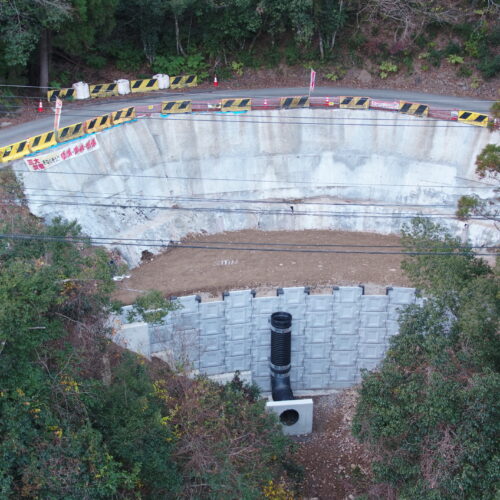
[0,233,496,256]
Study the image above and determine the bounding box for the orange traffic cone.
[37,100,43,113]
[213,75,218,87]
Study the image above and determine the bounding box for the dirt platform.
[113,229,411,304]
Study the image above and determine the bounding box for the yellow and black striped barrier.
[57,122,85,143]
[399,101,429,117]
[130,78,159,93]
[28,131,57,153]
[457,110,489,127]
[221,98,252,112]
[169,75,197,89]
[85,114,112,134]
[47,88,76,102]
[280,96,310,109]
[111,107,136,125]
[339,96,370,109]
[161,100,192,114]
[89,83,119,99]
[0,139,31,163]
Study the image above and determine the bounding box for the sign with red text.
[309,69,316,94]
[24,137,99,171]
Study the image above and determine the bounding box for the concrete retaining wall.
[15,109,499,266]
[112,286,417,392]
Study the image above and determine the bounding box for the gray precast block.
[290,366,305,386]
[388,303,407,319]
[291,318,306,335]
[225,355,252,372]
[225,306,252,325]
[281,303,306,321]
[200,349,225,369]
[253,314,271,331]
[280,286,308,305]
[176,295,201,314]
[150,324,171,344]
[114,322,150,358]
[303,374,331,389]
[199,300,225,319]
[253,345,270,363]
[305,358,331,375]
[387,287,417,304]
[254,361,270,378]
[361,295,389,312]
[332,350,357,366]
[358,344,386,359]
[333,334,359,351]
[333,286,363,303]
[200,317,224,336]
[253,329,271,347]
[225,324,252,341]
[330,366,357,383]
[305,343,332,359]
[253,376,271,392]
[225,339,252,357]
[305,311,333,328]
[307,326,333,344]
[252,296,280,315]
[200,333,224,352]
[291,350,305,367]
[359,327,386,344]
[224,289,254,308]
[172,312,200,330]
[360,311,386,328]
[333,302,360,319]
[118,305,134,323]
[290,335,306,352]
[386,320,400,337]
[333,318,359,335]
[307,294,334,312]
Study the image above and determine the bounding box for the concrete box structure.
[266,399,314,436]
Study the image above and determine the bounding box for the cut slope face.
[16,109,498,266]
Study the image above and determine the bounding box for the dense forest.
[0,0,499,91]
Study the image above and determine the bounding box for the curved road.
[0,86,495,147]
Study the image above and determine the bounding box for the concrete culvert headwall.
[15,109,499,266]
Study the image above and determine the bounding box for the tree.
[456,143,499,224]
[352,218,500,499]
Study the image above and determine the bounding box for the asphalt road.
[0,86,495,147]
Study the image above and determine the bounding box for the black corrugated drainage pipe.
[270,311,294,401]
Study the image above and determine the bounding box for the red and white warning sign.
[309,69,316,94]
[24,137,99,171]
[53,97,63,130]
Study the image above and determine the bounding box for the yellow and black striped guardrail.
[339,96,370,109]
[111,107,136,125]
[221,98,252,112]
[280,96,310,109]
[0,139,31,163]
[85,114,112,134]
[399,101,429,116]
[47,88,76,102]
[457,110,489,127]
[161,100,192,114]
[57,122,85,143]
[169,75,197,89]
[28,131,57,153]
[89,83,119,98]
[130,78,159,93]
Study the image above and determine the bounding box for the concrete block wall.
[113,286,417,391]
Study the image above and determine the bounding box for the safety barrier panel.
[130,78,159,93]
[57,122,85,143]
[280,96,310,109]
[399,101,429,117]
[221,98,252,112]
[161,100,192,114]
[28,131,57,153]
[169,75,197,89]
[47,88,76,102]
[89,83,119,99]
[85,114,112,134]
[457,110,489,127]
[111,107,136,125]
[0,139,31,163]
[339,96,370,109]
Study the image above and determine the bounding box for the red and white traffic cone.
[213,75,218,87]
[263,98,268,107]
[37,100,44,113]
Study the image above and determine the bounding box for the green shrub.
[478,55,500,78]
[457,65,473,77]
[152,53,209,80]
[379,61,398,79]
[446,54,464,65]
[85,54,107,70]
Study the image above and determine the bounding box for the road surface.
[0,86,495,147]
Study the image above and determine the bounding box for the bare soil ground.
[112,229,411,304]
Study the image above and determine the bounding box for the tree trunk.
[319,32,324,60]
[174,15,186,56]
[39,29,49,95]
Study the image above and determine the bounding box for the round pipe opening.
[279,409,299,426]
[271,312,292,330]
